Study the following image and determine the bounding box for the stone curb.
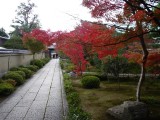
[59,61,68,120]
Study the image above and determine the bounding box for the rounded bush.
[3,72,24,85]
[4,79,17,86]
[10,67,19,71]
[14,71,26,79]
[25,65,39,72]
[66,65,75,73]
[19,65,25,68]
[42,58,50,64]
[40,60,46,66]
[0,83,15,95]
[60,61,64,69]
[18,68,32,79]
[81,76,100,89]
[96,74,108,81]
[30,59,43,68]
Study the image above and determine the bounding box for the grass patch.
[71,77,160,120]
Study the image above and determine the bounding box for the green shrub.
[67,106,91,120]
[63,62,75,73]
[25,65,39,72]
[40,59,46,66]
[42,58,50,64]
[40,58,50,65]
[14,71,26,79]
[67,92,80,106]
[66,65,75,73]
[19,65,25,68]
[60,61,64,69]
[63,73,91,120]
[64,73,71,80]
[64,80,74,94]
[10,67,19,71]
[81,76,100,89]
[30,59,43,68]
[3,72,24,85]
[82,73,107,81]
[63,74,74,94]
[18,68,32,78]
[4,79,17,86]
[0,83,15,95]
[10,68,27,79]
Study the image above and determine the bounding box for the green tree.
[11,0,40,36]
[3,35,25,49]
[0,28,8,37]
[7,0,41,49]
[102,55,128,88]
[23,37,45,59]
[89,54,101,70]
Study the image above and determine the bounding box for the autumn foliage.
[22,1,160,78]
[22,0,160,102]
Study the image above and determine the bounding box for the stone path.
[0,59,67,120]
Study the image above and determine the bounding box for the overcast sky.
[0,0,97,33]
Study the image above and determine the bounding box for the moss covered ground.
[72,77,160,120]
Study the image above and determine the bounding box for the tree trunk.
[136,35,148,102]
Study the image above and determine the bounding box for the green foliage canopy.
[23,37,45,55]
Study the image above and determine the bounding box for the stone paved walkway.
[0,59,67,120]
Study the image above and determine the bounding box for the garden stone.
[68,71,76,78]
[107,101,149,120]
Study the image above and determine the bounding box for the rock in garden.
[107,101,149,120]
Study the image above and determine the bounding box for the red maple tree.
[82,0,160,101]
[22,0,160,102]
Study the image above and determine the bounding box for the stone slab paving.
[0,59,67,120]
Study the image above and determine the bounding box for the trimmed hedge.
[41,58,50,65]
[14,71,26,79]
[0,83,15,95]
[0,58,50,96]
[67,92,80,106]
[63,73,91,120]
[30,59,44,68]
[25,65,39,72]
[10,67,19,71]
[5,79,17,86]
[2,72,24,85]
[64,74,74,94]
[81,76,100,89]
[18,68,33,79]
[83,73,108,81]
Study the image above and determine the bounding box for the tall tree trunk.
[136,35,148,102]
[135,19,149,102]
